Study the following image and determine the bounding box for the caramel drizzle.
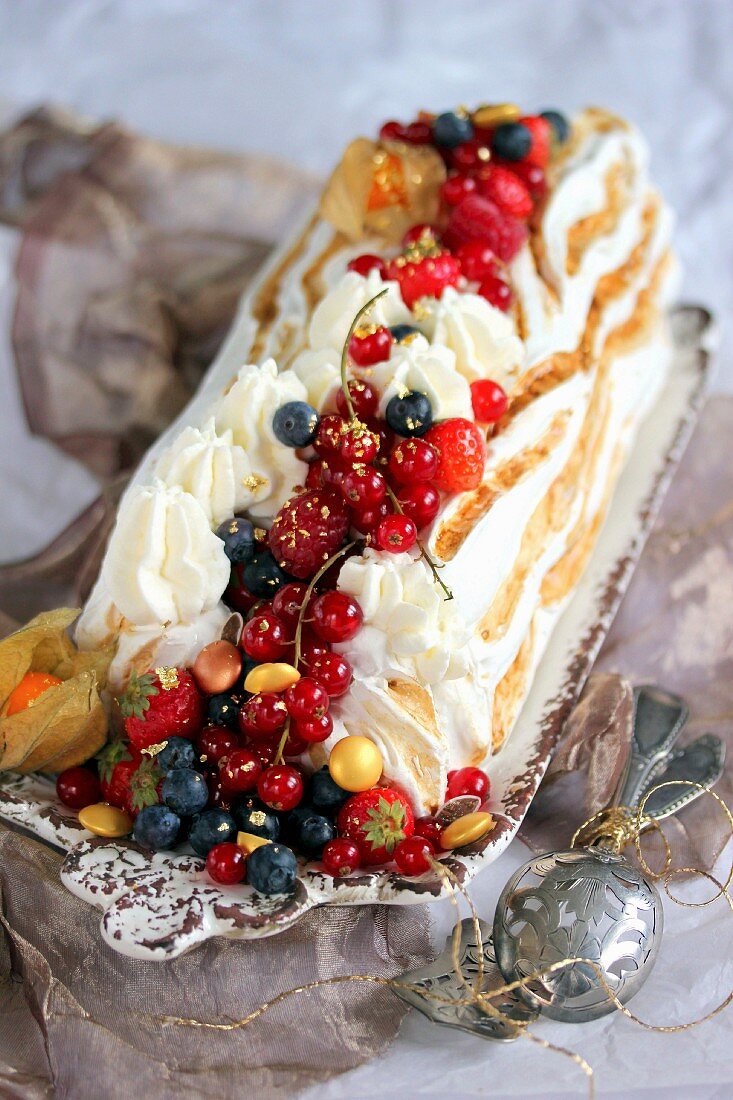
[566,158,634,277]
[247,212,319,363]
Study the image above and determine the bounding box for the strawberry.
[424,417,487,492]
[119,668,205,752]
[98,741,163,816]
[337,787,415,866]
[477,165,533,220]
[520,115,552,168]
[444,194,527,262]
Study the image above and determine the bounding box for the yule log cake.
[77,105,678,816]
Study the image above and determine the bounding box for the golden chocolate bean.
[79,803,133,838]
[472,103,520,128]
[244,662,300,694]
[192,640,242,694]
[440,811,494,850]
[236,831,271,855]
[328,736,383,793]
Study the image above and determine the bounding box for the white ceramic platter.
[0,305,714,960]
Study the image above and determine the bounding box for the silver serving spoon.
[492,686,725,1023]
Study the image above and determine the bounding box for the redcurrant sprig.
[274,539,359,764]
[340,288,389,421]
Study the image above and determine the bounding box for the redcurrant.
[379,119,406,143]
[348,326,392,367]
[414,815,444,848]
[257,765,304,811]
[451,139,490,171]
[336,378,379,420]
[403,120,432,145]
[241,610,290,662]
[272,582,309,626]
[313,414,346,457]
[440,173,476,207]
[388,438,438,485]
[219,748,262,795]
[455,240,498,282]
[341,465,386,508]
[206,842,247,885]
[284,677,330,721]
[339,426,379,465]
[299,630,331,671]
[197,726,239,767]
[396,482,441,529]
[470,379,508,423]
[56,767,101,810]
[293,712,334,743]
[347,253,386,278]
[311,591,363,643]
[478,273,513,311]
[307,652,352,697]
[394,836,435,875]
[376,514,417,553]
[446,766,490,802]
[351,499,391,536]
[322,837,362,877]
[238,692,288,739]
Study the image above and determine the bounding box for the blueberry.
[216,516,255,564]
[280,802,314,845]
[162,768,209,816]
[540,109,570,144]
[491,121,532,162]
[207,693,239,728]
[432,111,474,149]
[232,795,280,841]
[133,804,181,851]
[273,401,320,448]
[242,549,289,598]
[246,842,298,895]
[385,390,433,438]
[389,324,422,345]
[296,812,336,858]
[307,767,350,815]
[156,736,196,772]
[189,809,237,856]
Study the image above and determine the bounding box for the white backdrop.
[0,3,731,1097]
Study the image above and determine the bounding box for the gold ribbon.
[161,781,732,1098]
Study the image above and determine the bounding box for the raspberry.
[424,418,487,492]
[477,166,532,220]
[520,115,552,168]
[268,488,350,580]
[444,195,527,262]
[385,251,461,310]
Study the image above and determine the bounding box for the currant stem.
[275,540,359,764]
[385,486,453,602]
[339,288,389,420]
